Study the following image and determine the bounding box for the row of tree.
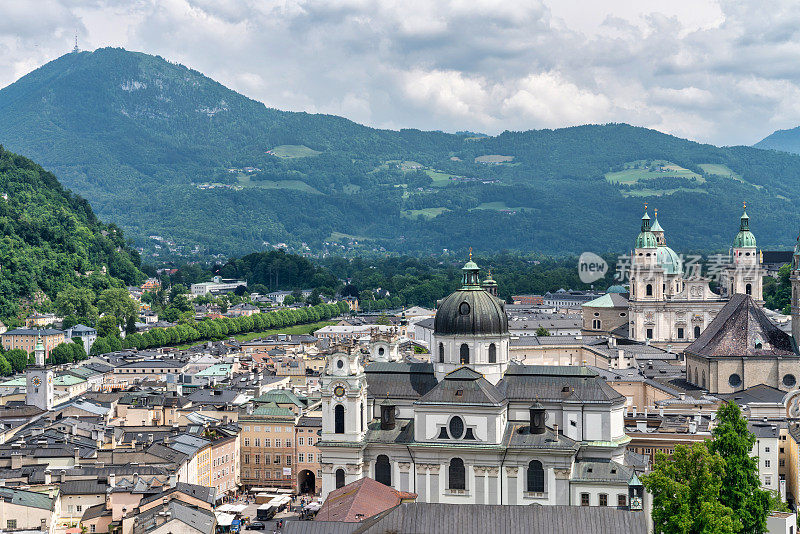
[89,301,349,355]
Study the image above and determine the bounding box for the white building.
[66,323,97,354]
[190,276,247,296]
[317,259,645,512]
[628,208,761,348]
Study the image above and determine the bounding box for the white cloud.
[3,0,800,144]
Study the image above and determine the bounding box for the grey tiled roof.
[416,367,506,406]
[365,362,437,400]
[497,365,625,404]
[503,424,577,450]
[685,294,797,358]
[324,502,647,534]
[571,459,633,483]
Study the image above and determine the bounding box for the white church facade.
[628,207,762,349]
[317,259,645,511]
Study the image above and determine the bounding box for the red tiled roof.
[315,477,416,523]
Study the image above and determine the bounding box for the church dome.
[733,209,756,248]
[606,285,627,293]
[434,258,508,336]
[655,246,682,275]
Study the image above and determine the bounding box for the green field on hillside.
[606,160,704,184]
[237,175,322,194]
[472,201,527,211]
[269,144,322,158]
[402,207,450,219]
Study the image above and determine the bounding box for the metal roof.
[416,367,506,406]
[434,289,508,336]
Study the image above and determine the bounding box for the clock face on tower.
[333,385,346,398]
[32,376,42,387]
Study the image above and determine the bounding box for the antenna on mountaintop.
[72,34,79,54]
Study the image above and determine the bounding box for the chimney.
[73,447,80,464]
[133,473,139,485]
[380,403,396,430]
[529,403,546,434]
[688,421,698,434]
[168,474,177,488]
[11,453,22,469]
[44,471,51,485]
[108,473,116,488]
[148,434,154,444]
[553,424,559,435]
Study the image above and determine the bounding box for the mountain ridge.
[1,47,800,259]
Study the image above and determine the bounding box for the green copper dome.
[733,210,756,248]
[635,210,657,249]
[656,246,682,274]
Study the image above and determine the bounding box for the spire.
[636,204,657,249]
[640,204,651,232]
[740,203,750,232]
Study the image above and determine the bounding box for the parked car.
[248,522,266,530]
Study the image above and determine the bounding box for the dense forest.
[159,250,619,309]
[1,48,799,261]
[0,146,144,319]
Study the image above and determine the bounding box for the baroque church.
[628,207,762,348]
[317,259,645,510]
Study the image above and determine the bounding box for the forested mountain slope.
[1,47,800,258]
[0,146,143,316]
[755,127,800,155]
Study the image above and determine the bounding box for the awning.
[217,504,247,514]
[215,513,236,526]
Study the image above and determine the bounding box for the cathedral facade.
[628,208,762,349]
[317,260,644,510]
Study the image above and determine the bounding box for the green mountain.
[755,127,800,154]
[0,146,144,317]
[2,47,800,259]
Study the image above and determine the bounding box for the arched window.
[527,460,544,492]
[488,343,496,363]
[439,342,445,363]
[746,283,752,295]
[448,458,465,490]
[592,319,601,329]
[702,370,706,389]
[360,403,364,432]
[335,468,345,489]
[694,326,701,339]
[460,344,469,365]
[646,284,653,296]
[375,455,391,486]
[334,404,345,434]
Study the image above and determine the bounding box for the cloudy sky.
[1,0,799,145]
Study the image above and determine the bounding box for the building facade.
[317,259,643,511]
[628,209,760,348]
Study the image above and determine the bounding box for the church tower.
[431,255,509,384]
[791,237,800,343]
[319,345,368,498]
[729,205,762,302]
[26,336,53,411]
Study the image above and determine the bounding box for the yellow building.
[1,328,65,358]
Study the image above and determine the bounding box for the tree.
[709,401,782,533]
[97,288,139,326]
[49,343,76,364]
[70,339,88,361]
[5,349,28,372]
[643,441,741,534]
[535,326,551,336]
[0,354,11,376]
[90,337,112,356]
[97,315,119,338]
[55,285,98,321]
[283,295,295,306]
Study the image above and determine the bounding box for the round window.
[336,359,344,369]
[784,374,797,388]
[728,374,742,388]
[594,312,599,317]
[378,347,385,356]
[448,416,465,439]
[459,302,471,315]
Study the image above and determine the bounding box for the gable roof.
[685,294,797,358]
[315,477,416,523]
[416,367,506,406]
